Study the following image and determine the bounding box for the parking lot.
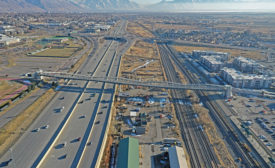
[229,95,275,154]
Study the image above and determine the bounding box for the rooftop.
[117,137,139,168]
[201,55,224,65]
[168,146,188,168]
[222,67,271,80]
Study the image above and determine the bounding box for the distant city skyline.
[131,0,161,5]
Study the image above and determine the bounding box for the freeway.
[0,37,93,129]
[0,21,129,168]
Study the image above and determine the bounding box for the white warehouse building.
[221,68,273,89]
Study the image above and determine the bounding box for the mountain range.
[0,0,274,12]
[0,0,138,12]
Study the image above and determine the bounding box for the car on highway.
[79,115,86,119]
[41,125,49,129]
[32,128,40,132]
[0,159,12,166]
[61,142,67,147]
[58,106,65,112]
[58,154,67,160]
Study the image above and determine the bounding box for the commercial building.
[116,137,139,168]
[0,34,20,47]
[200,55,225,72]
[221,68,273,89]
[168,146,188,168]
[192,50,230,61]
[233,56,265,74]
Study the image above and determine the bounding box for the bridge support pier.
[225,85,233,99]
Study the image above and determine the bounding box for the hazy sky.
[131,0,161,5]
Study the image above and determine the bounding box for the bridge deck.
[37,72,227,92]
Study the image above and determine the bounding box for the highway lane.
[0,24,117,167]
[77,21,134,168]
[0,37,93,128]
[39,21,128,168]
[40,41,119,168]
[76,44,124,168]
[0,88,46,128]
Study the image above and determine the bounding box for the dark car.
[0,159,12,166]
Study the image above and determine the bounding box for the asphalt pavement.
[0,21,131,168]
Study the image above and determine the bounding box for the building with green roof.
[117,137,139,168]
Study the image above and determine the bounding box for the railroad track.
[158,44,220,168]
[163,44,269,168]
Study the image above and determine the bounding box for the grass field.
[121,40,163,81]
[32,39,81,58]
[127,22,154,38]
[173,45,265,60]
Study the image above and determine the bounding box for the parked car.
[266,142,272,146]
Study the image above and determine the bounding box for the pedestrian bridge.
[32,71,233,98]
